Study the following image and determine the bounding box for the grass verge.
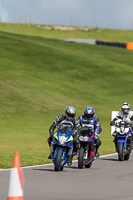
[0,27,133,168]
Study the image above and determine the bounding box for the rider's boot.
[47,137,52,159]
[48,153,52,159]
[131,141,133,149]
[67,155,73,166]
[95,151,100,158]
[95,145,100,158]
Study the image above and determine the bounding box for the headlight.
[83,136,89,141]
[79,136,84,141]
[59,135,68,144]
[79,136,89,141]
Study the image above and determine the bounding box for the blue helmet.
[84,107,95,119]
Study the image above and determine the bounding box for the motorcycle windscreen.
[79,127,94,140]
[58,124,73,134]
[111,111,119,135]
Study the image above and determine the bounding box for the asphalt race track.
[1,153,133,200]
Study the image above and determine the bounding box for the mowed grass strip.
[1,23,133,42]
[0,30,133,168]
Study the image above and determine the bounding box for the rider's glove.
[49,130,54,137]
[130,122,133,127]
[110,121,115,126]
[116,121,120,127]
[47,136,52,144]
[94,134,99,140]
[73,129,77,136]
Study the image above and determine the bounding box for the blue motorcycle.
[51,120,74,171]
[113,121,132,161]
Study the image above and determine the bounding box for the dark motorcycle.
[77,127,95,169]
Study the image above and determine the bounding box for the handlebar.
[115,121,133,127]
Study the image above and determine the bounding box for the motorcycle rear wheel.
[54,149,63,171]
[118,142,124,161]
[78,147,85,169]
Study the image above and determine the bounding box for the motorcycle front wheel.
[78,147,85,169]
[54,149,63,171]
[118,142,124,161]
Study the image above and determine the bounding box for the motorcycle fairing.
[117,137,127,149]
[51,128,73,167]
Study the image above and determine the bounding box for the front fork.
[84,148,89,159]
[115,136,132,153]
[77,143,89,159]
[51,144,73,160]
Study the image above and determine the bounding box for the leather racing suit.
[78,114,102,157]
[48,114,80,153]
[110,110,133,142]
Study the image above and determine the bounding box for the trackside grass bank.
[0,25,133,168]
[1,23,133,42]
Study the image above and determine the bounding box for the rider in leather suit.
[110,102,133,125]
[47,106,80,160]
[110,102,133,144]
[78,107,102,159]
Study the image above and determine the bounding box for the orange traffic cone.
[7,152,24,200]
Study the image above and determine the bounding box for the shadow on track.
[32,168,54,172]
[32,165,79,172]
[100,158,118,162]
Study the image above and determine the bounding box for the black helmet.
[84,107,95,119]
[121,102,130,115]
[65,106,76,120]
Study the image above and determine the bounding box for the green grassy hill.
[0,24,133,168]
[1,23,133,41]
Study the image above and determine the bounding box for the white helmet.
[121,102,130,115]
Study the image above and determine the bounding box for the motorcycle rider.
[110,102,133,125]
[78,107,102,160]
[110,102,133,144]
[47,106,80,162]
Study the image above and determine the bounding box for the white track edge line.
[0,153,117,172]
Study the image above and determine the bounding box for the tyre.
[78,147,85,169]
[118,142,124,161]
[60,166,64,171]
[124,153,130,161]
[54,149,63,171]
[85,161,92,168]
